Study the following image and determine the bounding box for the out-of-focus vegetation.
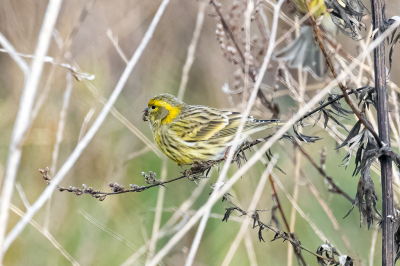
[1,0,400,265]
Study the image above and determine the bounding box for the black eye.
[151,106,156,110]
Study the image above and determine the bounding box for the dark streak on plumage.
[144,93,284,165]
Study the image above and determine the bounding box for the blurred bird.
[142,93,284,165]
[276,0,336,79]
[276,0,367,79]
[291,0,326,19]
[290,0,339,36]
[276,26,328,79]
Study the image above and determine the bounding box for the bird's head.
[142,93,185,128]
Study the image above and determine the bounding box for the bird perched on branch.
[142,93,284,166]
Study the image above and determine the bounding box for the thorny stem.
[304,0,383,148]
[306,0,393,262]
[224,197,337,264]
[370,0,394,264]
[298,87,370,123]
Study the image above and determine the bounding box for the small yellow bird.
[291,0,326,18]
[142,93,283,165]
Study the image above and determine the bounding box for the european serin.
[142,93,283,165]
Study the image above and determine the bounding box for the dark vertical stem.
[371,0,394,265]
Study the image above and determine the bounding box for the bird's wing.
[170,106,280,142]
[212,112,281,138]
[169,106,230,142]
[210,112,242,138]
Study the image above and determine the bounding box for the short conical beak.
[142,107,149,122]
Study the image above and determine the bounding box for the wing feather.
[169,105,281,142]
[212,112,281,138]
[170,106,229,142]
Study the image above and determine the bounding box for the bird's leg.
[185,161,216,181]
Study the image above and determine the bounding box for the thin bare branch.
[221,158,275,266]
[244,232,258,266]
[0,33,29,75]
[2,0,170,254]
[120,180,209,266]
[51,72,73,174]
[15,183,30,210]
[146,158,168,264]
[78,107,96,142]
[83,78,162,158]
[107,29,129,64]
[369,228,379,266]
[0,0,63,260]
[79,210,136,250]
[184,203,211,266]
[10,204,79,265]
[177,1,206,101]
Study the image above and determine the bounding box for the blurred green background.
[1,0,400,265]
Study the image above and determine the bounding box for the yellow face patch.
[148,99,181,125]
